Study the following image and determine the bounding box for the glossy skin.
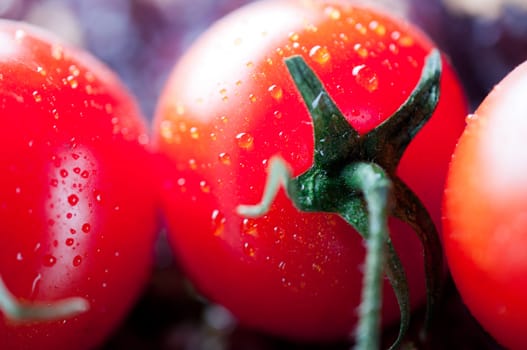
[154,0,467,341]
[0,21,158,349]
[443,60,527,350]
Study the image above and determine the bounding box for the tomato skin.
[155,0,467,342]
[443,60,527,350]
[0,21,158,349]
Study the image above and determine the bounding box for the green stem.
[0,276,89,322]
[344,162,391,350]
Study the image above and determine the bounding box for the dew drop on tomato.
[211,209,226,236]
[68,194,79,206]
[32,91,42,103]
[243,242,256,257]
[309,45,331,64]
[352,64,379,92]
[242,218,259,237]
[67,75,78,89]
[82,223,91,233]
[236,132,254,150]
[199,180,211,193]
[218,152,231,165]
[190,126,200,140]
[93,190,102,203]
[43,254,57,267]
[72,255,82,267]
[268,84,283,101]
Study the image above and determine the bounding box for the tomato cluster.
[2,0,527,349]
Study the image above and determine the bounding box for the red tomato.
[154,0,467,342]
[0,20,158,349]
[443,60,527,350]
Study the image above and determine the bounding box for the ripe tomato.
[154,0,467,342]
[0,20,158,349]
[443,60,527,350]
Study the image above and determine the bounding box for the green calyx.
[237,50,442,350]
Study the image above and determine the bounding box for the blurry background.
[1,0,523,348]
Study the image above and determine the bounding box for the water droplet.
[236,132,254,150]
[60,169,68,178]
[248,94,257,103]
[73,167,81,174]
[68,194,79,206]
[200,180,211,193]
[66,212,73,219]
[355,23,367,35]
[70,228,77,234]
[353,43,369,58]
[65,238,75,246]
[218,152,231,165]
[324,6,341,20]
[466,114,478,122]
[32,91,42,103]
[273,111,283,119]
[31,273,42,297]
[211,209,226,236]
[37,66,47,77]
[93,191,102,203]
[398,35,414,47]
[72,255,82,267]
[273,226,286,242]
[242,218,259,236]
[81,170,89,178]
[82,223,91,233]
[188,159,198,170]
[309,45,331,64]
[49,108,60,120]
[160,120,175,141]
[43,254,57,267]
[369,20,386,36]
[68,65,80,77]
[288,32,299,42]
[312,263,323,273]
[352,64,379,92]
[220,115,229,124]
[268,85,283,101]
[67,75,78,89]
[190,126,200,139]
[389,43,399,55]
[243,242,256,257]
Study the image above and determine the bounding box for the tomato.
[154,0,467,342]
[0,20,158,349]
[443,59,527,349]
